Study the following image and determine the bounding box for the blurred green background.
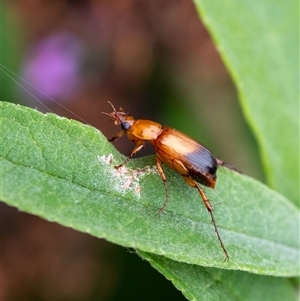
[1,1,264,300]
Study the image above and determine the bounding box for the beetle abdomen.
[154,127,217,188]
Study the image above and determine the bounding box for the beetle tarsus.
[194,182,229,261]
[217,159,241,173]
[208,210,229,262]
[115,156,132,169]
[158,180,169,215]
[155,157,170,215]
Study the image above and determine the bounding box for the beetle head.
[101,101,135,131]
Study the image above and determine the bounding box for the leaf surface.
[1,102,299,277]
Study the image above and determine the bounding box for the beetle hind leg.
[217,158,241,173]
[183,176,229,261]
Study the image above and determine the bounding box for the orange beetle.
[102,101,234,261]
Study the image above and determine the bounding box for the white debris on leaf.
[97,154,157,198]
[97,154,114,164]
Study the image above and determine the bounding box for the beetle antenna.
[100,101,119,119]
[100,111,113,117]
[107,101,117,112]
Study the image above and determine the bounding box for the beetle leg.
[155,157,169,214]
[108,130,125,143]
[115,140,144,169]
[183,176,229,261]
[217,158,241,173]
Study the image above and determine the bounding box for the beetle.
[102,101,235,261]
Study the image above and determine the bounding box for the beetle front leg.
[115,140,144,169]
[108,130,125,143]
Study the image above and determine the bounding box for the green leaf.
[140,252,297,301]
[193,0,299,204]
[1,102,299,278]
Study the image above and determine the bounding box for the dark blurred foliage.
[1,0,265,300]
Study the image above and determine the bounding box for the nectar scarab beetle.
[102,101,237,261]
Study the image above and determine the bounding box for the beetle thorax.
[129,119,163,141]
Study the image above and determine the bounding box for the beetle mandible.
[102,101,234,261]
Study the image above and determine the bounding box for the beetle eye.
[121,121,131,131]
